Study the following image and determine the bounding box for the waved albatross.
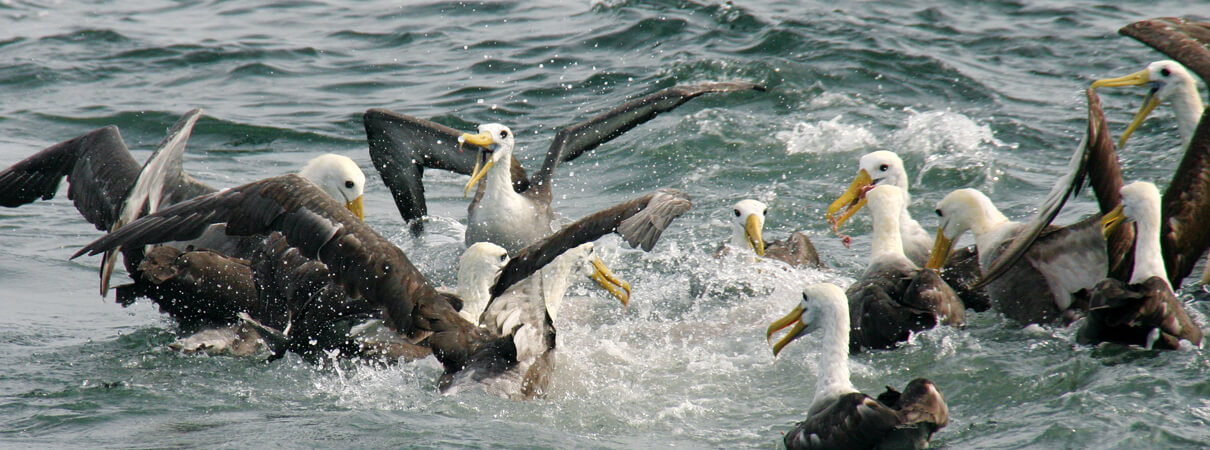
[74,177,690,374]
[363,81,762,243]
[808,185,962,353]
[1078,181,1203,350]
[766,283,949,450]
[825,150,988,311]
[718,199,823,268]
[0,110,366,331]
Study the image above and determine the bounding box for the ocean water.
[2,0,1209,447]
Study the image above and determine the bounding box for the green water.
[1,0,1208,447]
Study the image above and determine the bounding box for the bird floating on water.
[767,283,949,450]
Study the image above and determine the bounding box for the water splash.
[777,115,878,155]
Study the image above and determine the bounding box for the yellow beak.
[1091,69,1159,149]
[345,195,364,221]
[461,132,496,198]
[590,256,631,309]
[1101,204,1127,239]
[925,227,954,270]
[767,304,805,357]
[745,214,765,257]
[826,169,873,232]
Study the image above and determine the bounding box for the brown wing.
[489,189,691,298]
[73,174,474,339]
[1079,277,1203,349]
[528,82,765,201]
[784,393,900,450]
[364,108,529,231]
[765,232,825,268]
[1119,18,1210,287]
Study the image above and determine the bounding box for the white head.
[859,151,909,190]
[1093,60,1203,148]
[460,123,516,195]
[926,188,1007,269]
[545,243,629,321]
[1119,181,1162,227]
[730,199,768,256]
[1103,181,1168,286]
[827,151,909,230]
[456,242,512,321]
[768,283,849,357]
[298,154,366,220]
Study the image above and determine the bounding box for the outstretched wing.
[489,189,692,298]
[364,109,530,229]
[1120,17,1210,287]
[73,174,468,337]
[527,82,766,201]
[975,88,1121,288]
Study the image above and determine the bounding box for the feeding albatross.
[0,110,366,332]
[719,199,823,268]
[73,176,690,378]
[980,18,1210,298]
[813,185,962,353]
[825,151,989,311]
[766,283,949,450]
[1078,181,1203,350]
[363,81,762,242]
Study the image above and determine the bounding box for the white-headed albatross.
[1078,181,1203,349]
[363,82,762,241]
[832,185,963,353]
[825,151,989,311]
[0,110,366,332]
[766,283,949,450]
[929,187,1107,325]
[719,199,823,268]
[73,179,690,380]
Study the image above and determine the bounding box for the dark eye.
[499,254,507,262]
[879,164,889,172]
[734,209,741,217]
[344,180,355,189]
[499,130,509,138]
[935,209,943,217]
[1160,68,1171,77]
[763,208,769,216]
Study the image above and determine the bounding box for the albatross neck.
[1130,208,1170,290]
[456,265,496,322]
[1170,80,1205,147]
[870,196,909,266]
[484,148,520,199]
[809,298,858,414]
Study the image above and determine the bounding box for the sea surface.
[2,0,1209,448]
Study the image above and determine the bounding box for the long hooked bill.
[925,228,953,270]
[1090,69,1159,149]
[767,304,806,357]
[346,195,365,221]
[1101,204,1127,239]
[826,169,873,232]
[461,132,495,197]
[590,256,631,310]
[745,214,765,257]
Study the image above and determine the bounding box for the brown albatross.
[766,283,949,450]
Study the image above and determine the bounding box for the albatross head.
[457,242,512,320]
[460,123,516,196]
[298,154,366,220]
[1092,60,1201,148]
[1102,181,1161,239]
[826,151,909,231]
[730,199,768,256]
[767,283,847,357]
[926,188,998,269]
